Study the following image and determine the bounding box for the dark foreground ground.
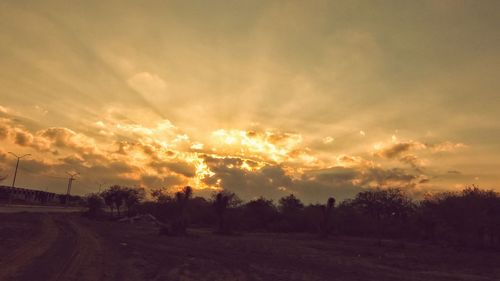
[0,213,499,281]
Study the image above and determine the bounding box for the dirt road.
[0,213,132,281]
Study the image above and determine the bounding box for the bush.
[83,193,105,218]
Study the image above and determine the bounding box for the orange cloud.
[0,111,477,201]
[431,141,467,152]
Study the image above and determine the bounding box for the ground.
[0,212,499,281]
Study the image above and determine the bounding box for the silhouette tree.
[243,197,278,231]
[123,187,145,216]
[110,185,125,216]
[101,189,115,216]
[279,194,304,213]
[187,196,213,227]
[319,197,336,238]
[100,185,130,217]
[213,192,230,234]
[93,182,499,249]
[170,186,193,235]
[278,194,305,232]
[351,188,414,240]
[85,193,104,218]
[150,187,172,203]
[420,186,500,248]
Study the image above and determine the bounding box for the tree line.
[86,185,500,249]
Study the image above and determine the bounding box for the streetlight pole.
[8,152,31,203]
[8,152,31,188]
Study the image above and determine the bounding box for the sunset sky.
[0,0,499,202]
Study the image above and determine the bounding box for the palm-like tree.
[214,192,230,233]
[171,186,193,235]
[319,197,335,238]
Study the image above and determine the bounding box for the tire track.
[0,214,58,280]
[9,215,112,281]
[50,218,106,281]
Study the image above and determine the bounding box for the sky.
[0,0,499,202]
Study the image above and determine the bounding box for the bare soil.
[1,213,499,281]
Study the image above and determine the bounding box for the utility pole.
[8,152,31,203]
[65,172,79,205]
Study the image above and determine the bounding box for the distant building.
[0,185,63,204]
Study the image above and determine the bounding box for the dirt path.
[0,215,58,280]
[48,218,106,281]
[2,215,128,281]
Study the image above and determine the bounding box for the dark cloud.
[290,166,425,202]
[419,178,430,184]
[399,154,422,171]
[60,155,85,166]
[202,156,291,200]
[377,142,415,158]
[140,174,185,189]
[0,119,35,148]
[0,123,8,140]
[359,167,419,188]
[0,149,7,161]
[141,143,157,156]
[114,141,131,155]
[40,127,95,154]
[17,158,52,175]
[260,165,293,187]
[337,155,359,164]
[14,129,33,146]
[107,161,137,174]
[291,167,363,203]
[201,156,424,203]
[149,160,196,178]
[307,167,359,183]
